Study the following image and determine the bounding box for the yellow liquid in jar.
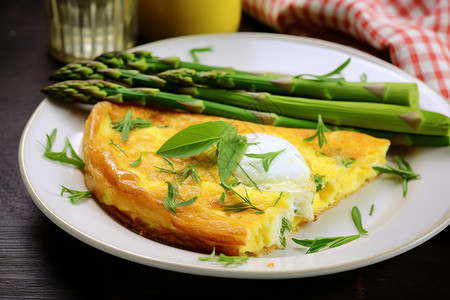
[137,0,241,41]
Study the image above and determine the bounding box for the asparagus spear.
[41,80,318,128]
[94,50,250,75]
[157,68,419,107]
[41,80,449,146]
[48,64,448,137]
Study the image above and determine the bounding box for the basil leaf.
[156,121,234,158]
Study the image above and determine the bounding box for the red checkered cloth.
[243,0,450,102]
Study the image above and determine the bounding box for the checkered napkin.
[242,0,450,102]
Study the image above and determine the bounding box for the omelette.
[83,101,390,256]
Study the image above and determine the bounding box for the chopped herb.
[198,247,248,267]
[42,129,85,169]
[372,155,419,197]
[280,217,293,248]
[189,46,213,64]
[303,114,331,148]
[244,149,286,172]
[108,139,128,157]
[155,163,203,183]
[163,181,198,213]
[369,204,375,216]
[129,153,143,167]
[60,185,91,204]
[237,164,261,192]
[314,174,326,193]
[162,156,174,168]
[222,184,264,214]
[292,206,367,253]
[338,157,355,168]
[219,192,226,204]
[111,109,153,142]
[273,192,283,207]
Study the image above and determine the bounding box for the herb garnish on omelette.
[82,102,390,256]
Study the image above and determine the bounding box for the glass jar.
[43,0,136,63]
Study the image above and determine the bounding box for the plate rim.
[19,32,450,279]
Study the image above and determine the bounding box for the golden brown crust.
[83,101,390,256]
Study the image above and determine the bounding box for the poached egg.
[234,133,316,248]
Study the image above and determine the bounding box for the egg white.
[234,133,315,248]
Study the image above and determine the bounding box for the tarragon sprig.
[163,181,198,213]
[221,184,264,214]
[372,155,420,197]
[198,247,249,267]
[155,163,203,183]
[42,129,85,169]
[111,109,153,142]
[60,186,91,204]
[292,206,367,253]
[303,114,331,148]
[244,149,285,172]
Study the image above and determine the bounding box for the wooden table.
[1,1,448,298]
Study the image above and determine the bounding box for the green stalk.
[41,80,449,146]
[94,50,250,75]
[41,80,317,128]
[178,87,449,136]
[158,68,419,107]
[49,64,447,136]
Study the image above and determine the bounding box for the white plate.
[19,33,450,279]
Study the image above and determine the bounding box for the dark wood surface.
[1,1,448,299]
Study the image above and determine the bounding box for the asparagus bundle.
[48,63,449,137]
[94,50,250,75]
[41,80,450,146]
[92,51,418,107]
[158,68,419,107]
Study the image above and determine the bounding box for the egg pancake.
[83,101,390,256]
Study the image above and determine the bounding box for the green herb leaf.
[217,129,248,183]
[222,185,264,214]
[198,247,249,267]
[108,139,128,157]
[111,109,153,142]
[60,185,91,204]
[372,155,419,197]
[292,206,367,253]
[219,192,226,204]
[279,217,293,248]
[244,149,286,172]
[42,129,85,169]
[369,204,375,216]
[303,114,331,148]
[273,192,283,207]
[294,58,350,82]
[189,46,213,64]
[351,206,368,235]
[156,121,233,158]
[237,164,261,192]
[157,121,248,183]
[163,181,198,213]
[129,153,143,167]
[155,163,203,183]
